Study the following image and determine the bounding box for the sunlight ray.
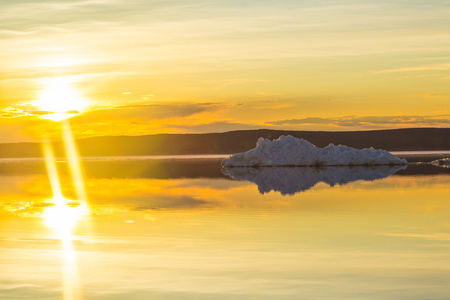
[42,139,63,198]
[62,120,88,202]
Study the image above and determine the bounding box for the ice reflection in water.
[223,165,407,195]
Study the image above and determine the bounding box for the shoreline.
[0,150,449,164]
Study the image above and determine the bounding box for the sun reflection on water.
[43,196,89,237]
[42,196,88,300]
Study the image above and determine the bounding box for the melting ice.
[431,158,450,168]
[222,135,407,167]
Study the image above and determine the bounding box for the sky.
[1,0,449,142]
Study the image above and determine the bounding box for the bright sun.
[35,77,88,121]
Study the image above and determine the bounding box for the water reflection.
[43,196,88,300]
[3,158,450,178]
[1,161,450,299]
[223,165,407,195]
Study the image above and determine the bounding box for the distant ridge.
[0,128,449,158]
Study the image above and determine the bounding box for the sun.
[35,77,89,121]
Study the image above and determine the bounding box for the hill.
[0,128,449,158]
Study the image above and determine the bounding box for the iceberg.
[431,158,450,168]
[222,135,407,167]
[222,165,406,195]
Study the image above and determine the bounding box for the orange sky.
[1,0,449,142]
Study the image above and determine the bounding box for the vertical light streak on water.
[42,127,88,300]
[43,198,84,300]
[44,199,83,300]
[61,233,79,300]
[61,120,88,203]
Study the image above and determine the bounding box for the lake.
[1,155,450,299]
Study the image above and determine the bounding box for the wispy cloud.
[409,94,440,98]
[0,102,223,121]
[267,115,450,127]
[170,121,263,133]
[380,232,450,241]
[3,0,450,77]
[0,105,55,119]
[72,102,223,123]
[377,63,450,74]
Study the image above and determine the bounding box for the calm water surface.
[1,157,450,299]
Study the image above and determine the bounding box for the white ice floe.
[222,135,407,167]
[222,165,406,195]
[431,158,450,168]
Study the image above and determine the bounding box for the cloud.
[380,233,450,241]
[170,121,263,133]
[0,102,229,125]
[0,107,29,118]
[0,105,80,119]
[72,102,222,123]
[267,115,450,127]
[409,94,440,98]
[4,0,450,81]
[377,63,450,73]
[257,92,284,96]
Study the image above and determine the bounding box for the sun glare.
[36,78,88,121]
[43,196,89,236]
[42,140,90,236]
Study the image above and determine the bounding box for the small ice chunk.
[222,135,407,167]
[431,158,450,168]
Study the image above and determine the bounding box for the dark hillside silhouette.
[0,128,448,158]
